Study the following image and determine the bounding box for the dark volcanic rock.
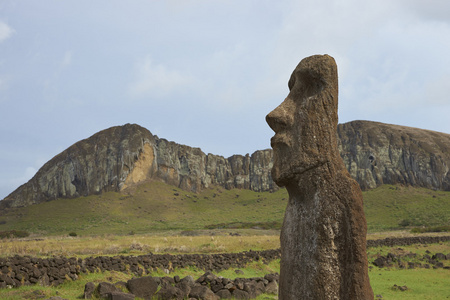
[97,282,119,298]
[189,285,219,300]
[338,120,450,190]
[156,285,184,300]
[2,124,157,208]
[1,124,275,208]
[83,282,95,299]
[126,276,158,299]
[106,291,135,300]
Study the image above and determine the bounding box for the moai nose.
[266,99,293,133]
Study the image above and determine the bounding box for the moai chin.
[266,55,374,299]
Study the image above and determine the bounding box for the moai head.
[266,55,339,187]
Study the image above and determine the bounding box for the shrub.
[0,230,30,239]
[180,230,201,236]
[68,232,77,237]
[399,219,411,227]
[411,225,450,233]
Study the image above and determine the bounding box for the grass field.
[0,181,286,236]
[0,182,449,298]
[363,185,450,232]
[0,236,448,299]
[1,229,449,259]
[0,182,449,237]
[0,267,448,299]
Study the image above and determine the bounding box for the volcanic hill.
[1,121,450,209]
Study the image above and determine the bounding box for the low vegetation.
[363,185,450,232]
[0,230,29,239]
[410,225,450,233]
[0,182,449,236]
[0,183,448,298]
[0,232,281,258]
[0,236,448,299]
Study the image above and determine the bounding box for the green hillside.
[364,185,450,232]
[0,181,448,236]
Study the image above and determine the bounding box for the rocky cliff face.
[337,120,450,191]
[1,124,275,208]
[2,121,449,208]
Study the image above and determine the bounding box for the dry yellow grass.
[0,230,281,258]
[2,229,448,258]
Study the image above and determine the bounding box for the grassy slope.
[0,181,288,236]
[0,181,449,236]
[364,185,450,232]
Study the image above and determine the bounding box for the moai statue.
[266,55,373,299]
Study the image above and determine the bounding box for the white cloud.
[128,56,195,98]
[0,21,14,43]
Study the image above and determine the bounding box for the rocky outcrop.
[1,124,275,209]
[338,120,450,190]
[1,125,157,208]
[2,120,450,209]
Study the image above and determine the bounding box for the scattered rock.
[126,276,159,299]
[106,291,135,300]
[156,285,184,300]
[231,289,250,299]
[189,285,219,300]
[83,282,95,299]
[392,284,408,291]
[432,253,446,260]
[97,282,119,298]
[215,289,232,299]
[264,280,278,295]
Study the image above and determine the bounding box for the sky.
[1,0,450,200]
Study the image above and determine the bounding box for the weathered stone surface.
[156,285,184,300]
[1,124,157,208]
[189,285,219,300]
[266,55,373,299]
[97,282,119,298]
[215,289,232,298]
[264,280,278,295]
[126,276,158,299]
[338,120,450,190]
[107,291,135,300]
[231,289,250,299]
[1,125,275,209]
[83,282,96,299]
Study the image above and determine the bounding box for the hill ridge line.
[2,120,450,208]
